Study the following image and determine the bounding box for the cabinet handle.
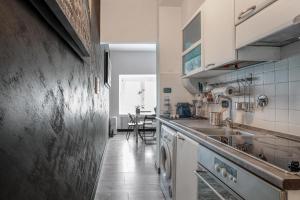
[238,5,256,20]
[206,63,215,68]
[177,136,185,141]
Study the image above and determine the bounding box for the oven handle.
[193,170,226,200]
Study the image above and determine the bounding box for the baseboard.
[89,140,108,200]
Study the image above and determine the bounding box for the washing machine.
[160,125,177,200]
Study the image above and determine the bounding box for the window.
[119,75,156,115]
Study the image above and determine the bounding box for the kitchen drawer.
[236,0,300,49]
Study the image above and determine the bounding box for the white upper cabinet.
[203,0,235,70]
[183,13,201,52]
[236,0,300,49]
[182,9,204,76]
[235,0,277,25]
[181,0,282,78]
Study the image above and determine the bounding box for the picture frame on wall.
[104,50,111,88]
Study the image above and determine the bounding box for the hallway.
[94,134,164,200]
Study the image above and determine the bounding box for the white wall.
[109,50,156,128]
[101,0,158,43]
[181,0,205,25]
[158,6,194,114]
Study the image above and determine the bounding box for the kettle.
[176,103,192,118]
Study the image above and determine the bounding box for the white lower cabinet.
[175,132,198,200]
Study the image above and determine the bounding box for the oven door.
[193,164,243,200]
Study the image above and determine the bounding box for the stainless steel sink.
[192,127,254,137]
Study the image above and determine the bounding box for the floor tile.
[94,134,164,200]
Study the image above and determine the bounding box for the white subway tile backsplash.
[289,55,300,68]
[289,66,300,82]
[263,109,276,121]
[263,84,275,96]
[276,96,289,110]
[231,71,237,80]
[252,117,265,128]
[263,71,275,84]
[268,96,276,109]
[289,95,300,110]
[289,95,295,110]
[225,73,232,81]
[254,73,263,85]
[245,66,254,75]
[289,110,300,124]
[289,81,300,95]
[264,62,275,72]
[262,120,275,130]
[205,54,300,135]
[275,109,289,123]
[276,83,289,95]
[275,122,289,133]
[289,124,300,136]
[254,109,264,120]
[275,70,289,83]
[254,85,263,97]
[275,59,289,70]
[276,83,289,110]
[254,65,264,74]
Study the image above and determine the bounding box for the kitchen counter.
[157,116,300,190]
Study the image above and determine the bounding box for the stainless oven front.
[194,163,243,200]
[196,145,286,200]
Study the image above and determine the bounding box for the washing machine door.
[160,140,172,179]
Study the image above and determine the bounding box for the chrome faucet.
[215,95,233,128]
[223,117,234,129]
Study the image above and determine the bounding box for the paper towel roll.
[211,86,236,97]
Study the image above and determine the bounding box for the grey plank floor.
[94,134,165,200]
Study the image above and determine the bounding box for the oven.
[193,164,243,200]
[195,144,286,200]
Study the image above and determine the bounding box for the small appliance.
[176,103,192,118]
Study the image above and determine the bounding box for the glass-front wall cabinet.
[183,45,201,75]
[183,13,201,51]
[182,12,202,76]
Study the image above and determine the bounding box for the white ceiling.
[159,0,183,6]
[109,44,157,51]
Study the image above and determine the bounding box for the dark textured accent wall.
[0,0,109,200]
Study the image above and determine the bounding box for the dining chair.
[139,115,156,144]
[126,113,143,140]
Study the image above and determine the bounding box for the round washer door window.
[160,141,171,179]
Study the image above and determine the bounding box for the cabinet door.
[235,0,277,24]
[236,0,300,49]
[203,0,236,70]
[175,133,198,200]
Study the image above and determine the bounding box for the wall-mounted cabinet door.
[183,13,201,52]
[235,0,277,25]
[182,10,203,76]
[203,0,236,70]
